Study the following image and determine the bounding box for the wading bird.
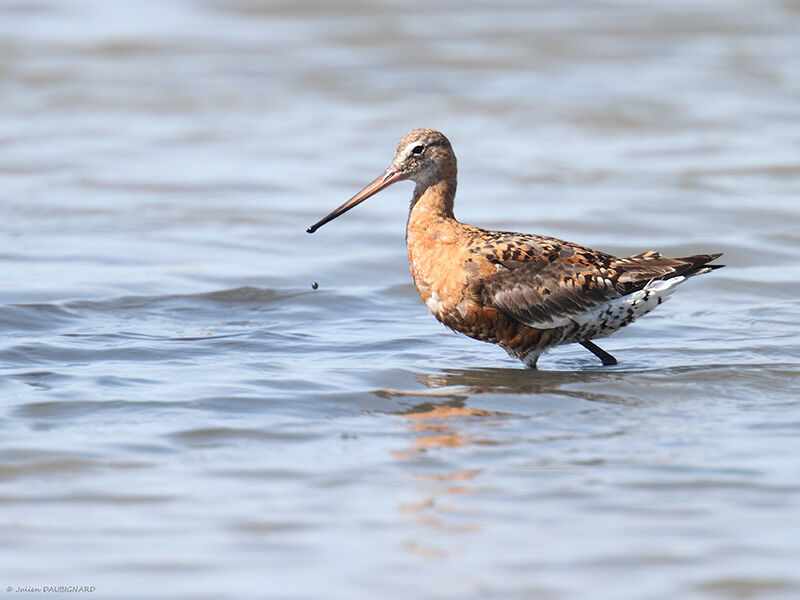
[307,129,722,367]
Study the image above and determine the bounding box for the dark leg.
[580,340,617,366]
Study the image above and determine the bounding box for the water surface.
[1,1,800,598]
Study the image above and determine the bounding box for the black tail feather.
[680,253,724,277]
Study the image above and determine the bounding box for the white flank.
[569,276,686,339]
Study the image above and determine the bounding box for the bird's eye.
[411,145,425,155]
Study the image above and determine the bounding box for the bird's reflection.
[383,397,492,550]
[390,398,500,457]
[379,366,630,461]
[378,366,631,406]
[379,366,632,556]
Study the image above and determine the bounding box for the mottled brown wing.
[481,260,621,329]
[612,252,724,293]
[481,252,723,329]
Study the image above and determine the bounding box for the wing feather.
[482,261,620,329]
[481,252,723,329]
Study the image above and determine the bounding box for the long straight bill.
[306,169,404,233]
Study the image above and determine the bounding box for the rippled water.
[2,1,800,598]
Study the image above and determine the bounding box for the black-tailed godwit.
[307,129,723,367]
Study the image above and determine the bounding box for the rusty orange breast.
[405,195,512,341]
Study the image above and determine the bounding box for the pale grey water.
[1,1,800,598]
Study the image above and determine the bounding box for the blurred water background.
[1,1,800,598]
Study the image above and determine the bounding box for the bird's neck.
[408,177,457,225]
[405,176,461,300]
